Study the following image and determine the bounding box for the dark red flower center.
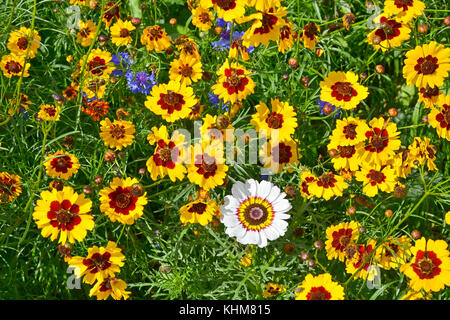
[47,200,81,231]
[338,145,355,158]
[88,56,107,75]
[188,202,207,215]
[420,85,439,99]
[179,64,193,77]
[5,60,22,74]
[266,113,283,129]
[368,169,386,185]
[199,12,211,24]
[213,0,236,11]
[414,55,438,75]
[411,250,441,279]
[244,203,269,225]
[375,18,401,41]
[50,155,73,173]
[307,287,331,300]
[120,28,130,37]
[331,82,357,102]
[317,173,336,188]
[304,23,319,40]
[83,252,112,273]
[153,140,178,169]
[108,186,138,215]
[254,11,278,35]
[343,123,357,140]
[365,127,389,153]
[110,125,125,139]
[331,228,353,252]
[394,0,413,10]
[222,68,249,95]
[17,36,29,50]
[157,91,185,114]
[272,142,292,164]
[195,154,218,178]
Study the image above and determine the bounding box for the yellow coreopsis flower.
[110,19,135,46]
[44,150,80,180]
[99,118,135,151]
[7,26,41,58]
[212,60,255,103]
[294,273,344,300]
[179,199,218,226]
[76,20,97,47]
[169,55,203,86]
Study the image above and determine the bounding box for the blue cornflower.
[211,21,233,51]
[125,70,157,95]
[111,52,134,77]
[209,93,229,111]
[318,99,340,118]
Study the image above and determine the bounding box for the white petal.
[266,185,281,203]
[257,232,268,248]
[221,196,239,213]
[262,225,280,241]
[239,230,259,245]
[275,212,291,220]
[273,198,292,213]
[226,225,246,239]
[257,180,272,200]
[232,181,249,202]
[221,213,240,227]
[272,219,289,235]
[245,179,258,197]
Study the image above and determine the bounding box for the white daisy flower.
[220,179,292,248]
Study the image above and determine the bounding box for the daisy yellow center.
[6,60,22,74]
[17,36,29,50]
[110,125,125,139]
[120,28,130,37]
[238,197,274,231]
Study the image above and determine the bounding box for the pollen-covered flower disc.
[428,94,450,141]
[403,41,450,88]
[145,80,197,122]
[320,71,369,110]
[220,179,291,248]
[400,237,450,292]
[32,186,94,244]
[99,177,148,225]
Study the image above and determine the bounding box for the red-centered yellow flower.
[110,19,135,46]
[357,117,401,166]
[400,237,450,292]
[250,98,297,141]
[277,20,295,53]
[401,289,431,300]
[345,239,379,280]
[32,186,94,244]
[188,101,204,120]
[76,20,97,47]
[377,236,412,270]
[44,150,80,180]
[38,104,61,121]
[320,71,369,110]
[229,37,253,61]
[367,14,410,52]
[325,221,360,262]
[403,42,450,88]
[7,26,41,58]
[146,125,187,182]
[262,283,286,298]
[308,172,348,201]
[302,23,320,50]
[201,113,234,142]
[102,1,120,28]
[99,177,148,225]
[0,54,30,78]
[212,60,255,103]
[428,94,450,141]
[239,6,287,47]
[294,273,344,300]
[68,241,125,285]
[169,55,202,86]
[389,150,413,178]
[8,93,31,115]
[191,6,214,31]
[384,0,425,23]
[299,170,316,199]
[445,211,450,225]
[145,80,197,122]
[176,37,201,61]
[0,172,22,203]
[408,137,437,171]
[82,48,114,79]
[418,86,441,109]
[63,85,78,101]
[70,0,88,5]
[246,0,281,11]
[141,25,171,52]
[328,139,363,172]
[355,163,397,197]
[330,117,370,146]
[260,138,300,174]
[99,118,135,150]
[200,0,246,22]
[89,277,131,300]
[187,140,228,191]
[179,199,218,226]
